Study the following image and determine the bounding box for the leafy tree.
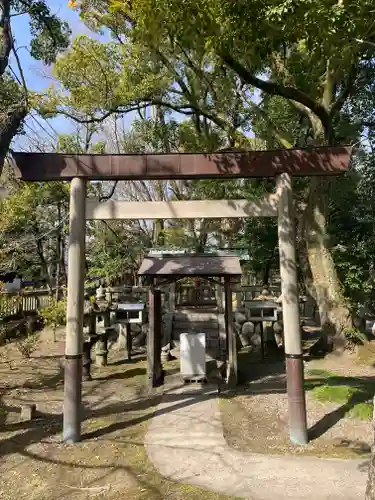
[0,167,69,287]
[102,0,375,336]
[47,1,375,339]
[0,0,70,169]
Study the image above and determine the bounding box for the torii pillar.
[277,173,308,445]
[63,177,87,443]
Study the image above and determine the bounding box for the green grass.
[312,385,358,404]
[307,368,336,378]
[348,402,373,421]
[306,369,375,421]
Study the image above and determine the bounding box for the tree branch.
[11,42,28,106]
[221,51,331,135]
[100,181,118,201]
[330,62,359,116]
[0,107,27,166]
[58,97,231,133]
[0,0,12,76]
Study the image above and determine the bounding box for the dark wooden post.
[126,323,132,361]
[63,177,86,443]
[225,277,237,386]
[277,173,308,445]
[82,313,95,380]
[82,340,93,380]
[147,286,163,388]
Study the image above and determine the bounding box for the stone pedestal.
[82,340,93,380]
[21,403,36,421]
[95,332,108,366]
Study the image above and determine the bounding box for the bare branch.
[11,42,28,105]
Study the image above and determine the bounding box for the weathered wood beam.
[12,146,352,181]
[85,197,279,220]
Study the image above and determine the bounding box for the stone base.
[20,403,36,422]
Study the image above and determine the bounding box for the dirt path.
[221,342,375,460]
[145,384,367,500]
[0,329,235,500]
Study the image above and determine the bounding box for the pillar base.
[95,353,108,367]
[63,355,82,443]
[148,367,165,388]
[226,367,238,387]
[285,354,308,445]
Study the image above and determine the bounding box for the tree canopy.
[0,0,70,168]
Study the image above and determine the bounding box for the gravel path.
[145,384,367,500]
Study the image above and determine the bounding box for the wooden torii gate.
[11,146,352,446]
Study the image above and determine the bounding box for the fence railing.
[0,282,296,320]
[0,289,52,318]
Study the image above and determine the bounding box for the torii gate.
[12,146,352,446]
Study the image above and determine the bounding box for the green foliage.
[306,372,375,421]
[348,402,373,421]
[342,327,368,349]
[311,384,373,421]
[38,0,375,313]
[0,1,71,168]
[0,289,22,319]
[312,385,357,404]
[0,175,69,281]
[15,333,40,359]
[25,1,70,64]
[306,368,335,378]
[39,297,67,339]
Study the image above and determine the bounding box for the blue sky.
[10,1,129,151]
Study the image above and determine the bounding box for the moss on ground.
[306,368,374,421]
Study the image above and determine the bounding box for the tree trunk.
[0,108,27,172]
[55,202,62,300]
[303,177,351,341]
[261,260,271,286]
[366,396,375,499]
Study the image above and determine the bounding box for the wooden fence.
[0,289,52,318]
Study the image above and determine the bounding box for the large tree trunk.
[0,1,27,173]
[0,108,27,172]
[303,177,351,341]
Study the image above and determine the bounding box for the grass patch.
[306,371,375,421]
[307,368,336,378]
[312,385,358,404]
[348,402,373,421]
